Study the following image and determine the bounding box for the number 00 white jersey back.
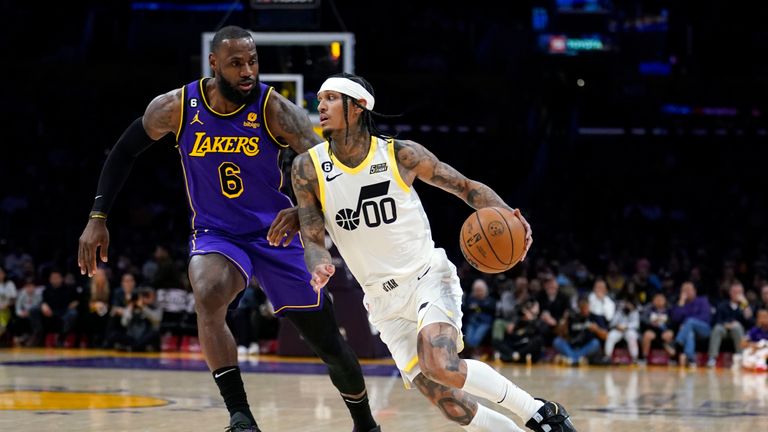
[308,137,435,295]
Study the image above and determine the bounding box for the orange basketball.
[459,207,526,274]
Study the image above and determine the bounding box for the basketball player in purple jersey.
[77,26,379,432]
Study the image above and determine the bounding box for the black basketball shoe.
[525,399,576,432]
[225,412,261,432]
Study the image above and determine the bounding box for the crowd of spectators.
[2,241,766,372]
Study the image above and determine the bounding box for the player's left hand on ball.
[267,206,300,247]
[310,264,335,293]
[512,208,533,261]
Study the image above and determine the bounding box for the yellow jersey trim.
[403,355,419,373]
[307,148,326,212]
[199,79,245,117]
[262,87,289,148]
[330,136,377,174]
[276,148,284,191]
[175,86,185,141]
[387,138,411,193]
[177,149,198,249]
[272,288,322,315]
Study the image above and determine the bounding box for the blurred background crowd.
[1,0,767,370]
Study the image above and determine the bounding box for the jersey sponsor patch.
[370,162,388,174]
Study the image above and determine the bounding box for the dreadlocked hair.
[329,73,400,145]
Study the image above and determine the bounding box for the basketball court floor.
[1,348,766,431]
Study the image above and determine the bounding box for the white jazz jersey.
[308,136,435,296]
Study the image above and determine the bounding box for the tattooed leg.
[417,322,468,388]
[412,373,477,426]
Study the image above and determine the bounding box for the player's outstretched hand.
[513,209,533,261]
[310,264,335,293]
[267,206,300,247]
[78,219,110,277]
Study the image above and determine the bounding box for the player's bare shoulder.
[392,139,435,180]
[143,88,183,140]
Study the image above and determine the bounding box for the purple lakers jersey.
[176,79,292,236]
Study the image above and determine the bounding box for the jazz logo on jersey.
[369,162,388,174]
[335,181,398,231]
[189,132,260,157]
[190,110,204,126]
[243,112,260,129]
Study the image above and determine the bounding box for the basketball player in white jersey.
[290,73,577,432]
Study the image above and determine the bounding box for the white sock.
[461,359,544,421]
[461,403,526,432]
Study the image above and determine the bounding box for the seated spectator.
[463,278,496,350]
[13,277,41,346]
[671,281,712,367]
[114,287,162,351]
[0,266,17,339]
[494,299,546,363]
[588,279,615,322]
[708,281,753,367]
[756,283,768,311]
[604,296,640,363]
[29,270,78,346]
[605,261,626,297]
[492,276,528,349]
[641,292,675,360]
[537,274,571,344]
[553,296,608,366]
[626,258,661,304]
[571,261,595,294]
[103,272,137,348]
[156,285,197,339]
[740,309,768,371]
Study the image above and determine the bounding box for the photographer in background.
[113,287,162,352]
[494,299,546,363]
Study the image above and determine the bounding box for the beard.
[217,74,261,105]
[322,129,334,142]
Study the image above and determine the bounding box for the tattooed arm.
[291,153,335,291]
[393,138,532,258]
[265,90,324,154]
[264,91,323,245]
[144,88,183,139]
[393,139,511,209]
[78,88,182,277]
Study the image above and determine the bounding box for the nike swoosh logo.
[326,173,343,181]
[94,195,103,200]
[417,266,431,280]
[214,368,237,378]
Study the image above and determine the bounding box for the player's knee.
[418,353,456,385]
[643,330,655,341]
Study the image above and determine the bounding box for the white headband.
[318,77,375,110]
